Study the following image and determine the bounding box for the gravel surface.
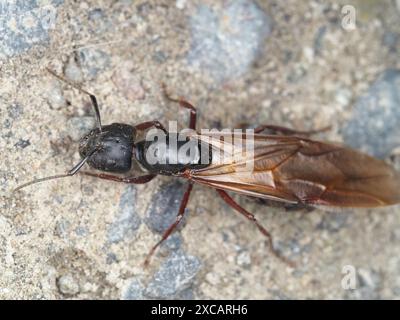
[1,0,400,299]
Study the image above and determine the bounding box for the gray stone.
[344,268,382,300]
[176,287,195,300]
[14,139,30,149]
[78,48,111,79]
[106,252,118,264]
[0,170,14,192]
[382,32,399,53]
[161,233,182,252]
[88,8,105,22]
[87,8,111,35]
[314,25,327,56]
[74,226,88,237]
[107,186,141,244]
[187,0,271,82]
[144,250,201,299]
[152,50,168,63]
[121,278,145,300]
[268,289,292,300]
[64,56,83,83]
[54,219,70,239]
[7,104,24,120]
[66,116,95,142]
[316,212,349,233]
[275,237,313,260]
[0,0,63,58]
[343,69,400,158]
[144,180,188,234]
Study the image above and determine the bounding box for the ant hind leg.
[216,189,295,268]
[254,124,331,136]
[144,182,194,267]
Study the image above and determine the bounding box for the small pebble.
[176,0,187,10]
[14,139,30,149]
[78,48,111,79]
[345,268,382,299]
[335,88,352,107]
[112,63,146,101]
[65,56,83,83]
[121,279,145,300]
[145,181,187,234]
[187,1,271,82]
[66,116,95,142]
[107,186,141,243]
[57,274,80,296]
[343,69,400,158]
[316,212,349,233]
[144,250,201,299]
[236,250,251,268]
[46,80,67,110]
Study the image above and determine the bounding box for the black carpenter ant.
[15,69,400,268]
[15,69,288,266]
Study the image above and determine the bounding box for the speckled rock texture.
[1,0,400,299]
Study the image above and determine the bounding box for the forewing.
[187,132,400,207]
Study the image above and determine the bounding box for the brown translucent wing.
[186,132,400,207]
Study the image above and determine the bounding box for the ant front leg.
[81,172,157,184]
[216,189,295,268]
[161,83,197,130]
[254,124,331,137]
[144,182,194,267]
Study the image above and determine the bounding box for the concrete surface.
[1,0,400,299]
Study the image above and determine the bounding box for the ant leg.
[134,120,167,134]
[46,68,102,130]
[81,172,156,184]
[254,124,331,136]
[216,189,295,268]
[161,83,197,130]
[144,182,193,267]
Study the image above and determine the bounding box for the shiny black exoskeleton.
[14,70,294,268]
[79,123,211,176]
[135,135,212,175]
[79,123,136,173]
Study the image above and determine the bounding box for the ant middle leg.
[216,189,295,268]
[46,68,103,130]
[81,172,157,184]
[161,83,197,130]
[144,182,194,267]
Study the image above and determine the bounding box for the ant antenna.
[46,68,102,132]
[13,154,92,192]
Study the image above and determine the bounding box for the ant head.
[13,70,141,192]
[79,123,136,173]
[14,70,142,191]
